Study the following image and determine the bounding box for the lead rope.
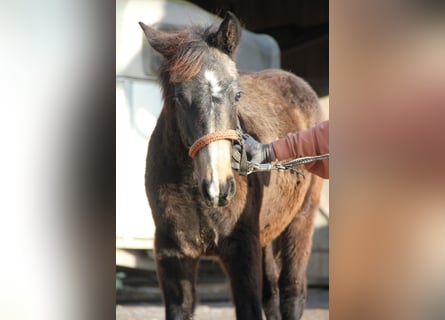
[272,154,330,176]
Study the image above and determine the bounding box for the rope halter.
[188,129,239,159]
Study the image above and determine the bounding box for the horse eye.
[174,92,190,108]
[235,91,242,102]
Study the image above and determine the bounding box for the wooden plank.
[116,236,154,250]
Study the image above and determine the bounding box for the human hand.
[241,133,275,164]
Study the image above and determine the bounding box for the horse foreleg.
[278,209,316,320]
[262,243,281,320]
[155,242,200,320]
[219,229,263,320]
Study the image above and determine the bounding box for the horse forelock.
[159,25,226,83]
[168,43,208,82]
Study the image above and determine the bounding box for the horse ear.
[139,22,174,58]
[208,12,241,58]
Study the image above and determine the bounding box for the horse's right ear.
[208,12,241,58]
[139,22,174,58]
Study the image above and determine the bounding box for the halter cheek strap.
[188,129,239,158]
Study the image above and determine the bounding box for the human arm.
[271,120,329,178]
[242,120,329,178]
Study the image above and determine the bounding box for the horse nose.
[200,176,236,208]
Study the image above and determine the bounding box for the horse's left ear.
[139,21,176,58]
[208,12,241,58]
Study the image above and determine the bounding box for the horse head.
[140,13,242,208]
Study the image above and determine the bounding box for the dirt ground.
[116,288,328,320]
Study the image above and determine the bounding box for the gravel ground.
[116,289,328,320]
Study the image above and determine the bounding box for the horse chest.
[158,191,227,250]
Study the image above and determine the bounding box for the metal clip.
[246,163,274,175]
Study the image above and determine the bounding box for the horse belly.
[258,171,311,246]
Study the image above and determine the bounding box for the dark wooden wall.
[189,0,329,96]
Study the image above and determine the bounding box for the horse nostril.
[217,177,235,207]
[227,176,236,197]
[200,180,212,202]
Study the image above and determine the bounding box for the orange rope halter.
[188,129,239,158]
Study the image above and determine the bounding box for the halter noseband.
[188,129,239,158]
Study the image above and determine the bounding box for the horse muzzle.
[200,175,236,208]
[189,129,239,208]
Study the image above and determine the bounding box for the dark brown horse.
[140,12,324,320]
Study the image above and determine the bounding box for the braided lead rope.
[275,154,330,169]
[272,153,330,176]
[189,129,239,158]
[232,145,329,176]
[239,154,329,176]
